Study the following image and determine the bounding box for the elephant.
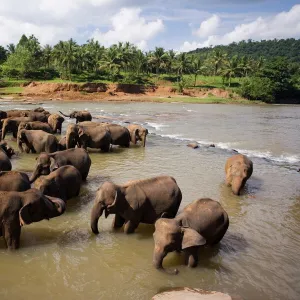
[225,154,253,195]
[0,188,65,249]
[59,110,92,124]
[127,124,149,147]
[66,124,111,152]
[33,107,46,112]
[5,110,31,118]
[153,198,229,274]
[1,117,31,140]
[79,122,131,147]
[58,136,67,150]
[34,166,82,201]
[48,114,65,133]
[0,171,31,191]
[0,141,15,171]
[28,111,50,123]
[30,148,91,182]
[18,121,53,133]
[91,176,182,235]
[17,129,58,154]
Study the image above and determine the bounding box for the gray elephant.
[18,121,53,133]
[153,198,229,274]
[127,124,149,147]
[34,166,82,201]
[1,117,31,140]
[17,129,58,153]
[79,122,131,147]
[0,189,65,249]
[28,111,50,123]
[91,176,182,235]
[0,171,31,191]
[225,154,253,195]
[59,110,92,124]
[0,141,15,171]
[48,114,65,133]
[5,110,31,118]
[66,124,111,152]
[30,148,91,182]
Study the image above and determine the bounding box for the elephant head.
[19,189,65,226]
[17,129,28,152]
[29,153,54,183]
[228,163,250,195]
[59,110,79,119]
[129,125,148,147]
[48,114,65,133]
[0,141,15,158]
[91,182,122,234]
[66,124,79,149]
[33,107,45,112]
[153,218,206,274]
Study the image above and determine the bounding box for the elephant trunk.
[29,168,40,183]
[153,249,179,275]
[142,134,147,147]
[59,111,71,118]
[66,132,77,149]
[91,203,105,234]
[231,177,244,195]
[46,196,66,217]
[17,136,24,152]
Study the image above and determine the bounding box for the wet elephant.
[1,117,31,140]
[30,148,91,183]
[153,198,229,274]
[0,189,65,250]
[34,165,82,201]
[59,110,92,124]
[29,111,50,123]
[58,136,67,150]
[91,176,182,235]
[0,141,15,171]
[225,154,253,195]
[127,124,148,147]
[0,171,31,191]
[48,114,65,133]
[17,129,58,153]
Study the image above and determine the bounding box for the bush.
[1,66,21,79]
[238,77,275,103]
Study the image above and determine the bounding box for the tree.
[191,56,206,86]
[148,47,168,75]
[0,46,7,64]
[42,45,52,69]
[210,49,227,76]
[221,55,241,86]
[175,52,191,79]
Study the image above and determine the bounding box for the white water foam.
[147,122,168,132]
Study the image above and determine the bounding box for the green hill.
[188,39,300,63]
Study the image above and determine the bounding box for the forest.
[0,35,299,103]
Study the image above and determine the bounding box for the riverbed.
[0,101,299,300]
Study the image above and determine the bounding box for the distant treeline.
[0,35,300,103]
[188,39,300,63]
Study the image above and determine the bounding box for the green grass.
[0,86,24,94]
[151,95,263,104]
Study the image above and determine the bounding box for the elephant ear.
[19,204,32,226]
[49,157,59,171]
[124,184,146,210]
[181,227,206,249]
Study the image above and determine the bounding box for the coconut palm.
[175,52,191,80]
[211,49,227,76]
[42,45,52,69]
[191,56,206,86]
[221,55,241,86]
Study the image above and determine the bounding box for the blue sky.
[0,0,300,51]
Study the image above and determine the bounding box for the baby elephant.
[0,189,65,250]
[153,198,229,274]
[225,154,253,195]
[91,176,182,235]
[34,165,82,201]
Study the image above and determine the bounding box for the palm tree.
[221,55,241,86]
[43,45,52,69]
[211,49,227,76]
[175,52,191,80]
[99,46,122,82]
[148,47,168,76]
[191,56,206,86]
[6,44,16,55]
[240,56,252,77]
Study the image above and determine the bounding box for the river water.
[0,101,299,300]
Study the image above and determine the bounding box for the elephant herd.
[0,106,254,275]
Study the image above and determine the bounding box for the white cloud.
[91,8,164,49]
[180,4,300,52]
[194,14,220,38]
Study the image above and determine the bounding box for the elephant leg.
[184,246,199,268]
[112,214,125,229]
[124,220,138,234]
[4,225,21,250]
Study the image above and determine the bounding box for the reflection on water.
[0,102,300,300]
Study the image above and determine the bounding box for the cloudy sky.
[0,0,300,51]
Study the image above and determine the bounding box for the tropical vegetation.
[0,34,299,103]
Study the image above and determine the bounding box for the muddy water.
[0,101,300,300]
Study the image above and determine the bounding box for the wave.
[153,132,300,165]
[146,122,168,132]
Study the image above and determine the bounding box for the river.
[0,101,299,300]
